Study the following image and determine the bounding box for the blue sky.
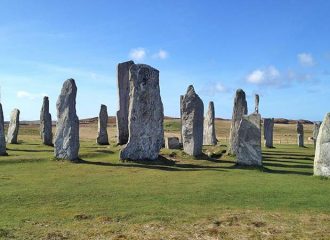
[0,0,329,121]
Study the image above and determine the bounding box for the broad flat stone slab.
[314,113,330,177]
[40,96,53,146]
[7,108,20,144]
[120,64,164,160]
[237,113,262,166]
[54,79,80,161]
[263,118,274,148]
[181,85,204,156]
[116,60,134,145]
[97,104,109,145]
[165,137,181,149]
[0,103,6,155]
[203,101,217,145]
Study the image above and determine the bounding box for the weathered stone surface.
[0,103,6,155]
[97,104,109,145]
[120,64,164,160]
[7,108,20,144]
[237,113,262,166]
[263,118,274,148]
[314,113,330,177]
[181,85,204,156]
[297,122,304,147]
[165,137,181,149]
[40,96,53,146]
[313,122,322,147]
[228,89,248,155]
[255,94,259,113]
[180,95,184,143]
[54,79,79,161]
[116,60,135,145]
[203,101,217,145]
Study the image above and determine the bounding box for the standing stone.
[313,122,322,148]
[181,85,204,156]
[255,94,259,113]
[237,113,262,166]
[180,95,184,143]
[7,108,20,144]
[314,113,330,177]
[116,60,135,145]
[96,104,109,145]
[228,89,248,155]
[54,79,79,161]
[203,101,217,145]
[297,122,304,147]
[120,64,164,160]
[165,137,181,149]
[0,103,6,155]
[40,96,53,146]
[263,118,274,148]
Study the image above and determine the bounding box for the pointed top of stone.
[186,85,195,94]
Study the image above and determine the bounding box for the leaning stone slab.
[181,85,204,156]
[203,101,217,145]
[297,122,304,147]
[263,118,274,148]
[228,89,248,155]
[116,60,134,145]
[165,137,181,149]
[314,113,330,177]
[97,104,109,145]
[7,108,20,144]
[40,96,53,146]
[0,103,6,155]
[54,79,80,161]
[120,64,164,161]
[237,113,262,166]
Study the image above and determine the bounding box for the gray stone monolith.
[313,122,321,148]
[0,103,6,155]
[120,64,164,160]
[314,113,330,177]
[297,122,304,147]
[40,96,53,146]
[97,104,109,145]
[228,89,248,155]
[255,94,259,113]
[116,60,135,145]
[263,118,274,148]
[7,108,20,144]
[180,95,184,143]
[203,101,217,145]
[54,79,79,161]
[181,85,204,156]
[165,137,181,149]
[237,113,262,166]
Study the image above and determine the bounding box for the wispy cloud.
[17,90,47,100]
[129,48,146,61]
[153,49,168,59]
[298,53,315,67]
[200,82,231,96]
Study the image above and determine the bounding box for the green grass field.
[0,122,329,240]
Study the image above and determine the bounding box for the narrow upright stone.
[203,101,217,145]
[116,60,135,145]
[120,64,164,160]
[181,85,204,156]
[314,113,330,177]
[40,96,53,146]
[96,104,109,145]
[228,89,248,155]
[263,118,274,148]
[7,108,20,144]
[180,95,184,143]
[255,94,260,113]
[237,113,262,166]
[313,122,322,148]
[54,79,79,161]
[297,122,304,147]
[0,103,6,155]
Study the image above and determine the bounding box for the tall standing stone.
[0,103,6,155]
[255,94,259,113]
[263,118,274,148]
[40,96,53,146]
[203,101,217,145]
[180,95,184,143]
[96,104,109,145]
[116,60,135,145]
[181,85,204,156]
[54,79,79,161]
[228,89,248,155]
[120,64,164,160]
[7,108,20,144]
[297,122,304,147]
[314,113,330,177]
[237,113,262,166]
[313,122,322,148]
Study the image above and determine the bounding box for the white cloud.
[129,48,146,61]
[200,82,230,96]
[298,53,315,67]
[246,66,280,85]
[153,49,168,59]
[17,91,46,100]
